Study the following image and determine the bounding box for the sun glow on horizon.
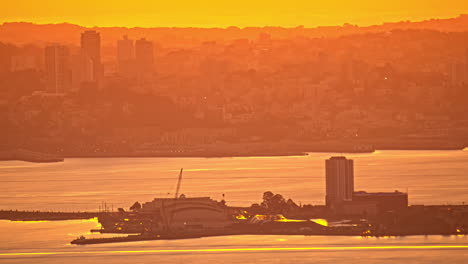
[2,0,468,28]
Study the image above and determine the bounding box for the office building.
[135,38,154,79]
[117,35,135,77]
[323,156,409,217]
[70,53,94,92]
[465,47,468,79]
[45,44,71,94]
[118,35,134,61]
[10,55,39,72]
[80,30,102,86]
[450,62,466,86]
[352,191,408,212]
[325,156,354,209]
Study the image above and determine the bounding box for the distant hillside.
[1,15,468,46]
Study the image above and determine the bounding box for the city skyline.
[2,19,468,156]
[1,2,468,262]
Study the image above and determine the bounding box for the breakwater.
[0,210,105,221]
[0,149,64,163]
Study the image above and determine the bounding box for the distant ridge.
[1,14,468,45]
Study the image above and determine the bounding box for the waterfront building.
[352,191,408,212]
[339,191,409,217]
[141,196,229,230]
[99,196,230,234]
[324,156,409,216]
[325,156,354,209]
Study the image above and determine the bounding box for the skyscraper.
[118,35,134,62]
[117,35,135,77]
[80,30,102,86]
[45,44,71,94]
[325,156,354,209]
[465,47,468,81]
[70,53,94,92]
[135,38,154,80]
[450,61,466,86]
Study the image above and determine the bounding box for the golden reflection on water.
[2,245,468,257]
[1,218,99,224]
[170,167,304,172]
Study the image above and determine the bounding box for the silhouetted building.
[118,35,134,61]
[135,38,154,81]
[450,62,466,86]
[10,55,39,72]
[339,191,408,217]
[141,197,230,230]
[81,30,102,87]
[325,156,354,209]
[45,44,71,94]
[117,35,135,77]
[352,191,408,212]
[324,157,409,217]
[71,53,95,92]
[465,47,468,78]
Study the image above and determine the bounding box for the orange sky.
[2,0,468,27]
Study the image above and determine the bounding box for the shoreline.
[70,231,468,245]
[63,145,467,158]
[0,212,465,243]
[1,146,467,163]
[0,149,64,163]
[2,207,467,244]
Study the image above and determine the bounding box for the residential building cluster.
[1,28,468,155]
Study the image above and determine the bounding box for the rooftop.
[353,191,407,196]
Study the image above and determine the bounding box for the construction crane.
[162,168,184,232]
[174,168,183,199]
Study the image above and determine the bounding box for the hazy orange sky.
[2,0,468,27]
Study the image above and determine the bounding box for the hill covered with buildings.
[1,16,468,157]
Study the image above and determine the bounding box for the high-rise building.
[10,55,39,72]
[118,35,134,62]
[135,38,154,79]
[465,47,468,79]
[325,156,354,209]
[450,61,466,86]
[117,35,135,77]
[45,44,71,94]
[70,54,94,92]
[80,30,102,86]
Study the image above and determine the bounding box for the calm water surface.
[1,150,468,263]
